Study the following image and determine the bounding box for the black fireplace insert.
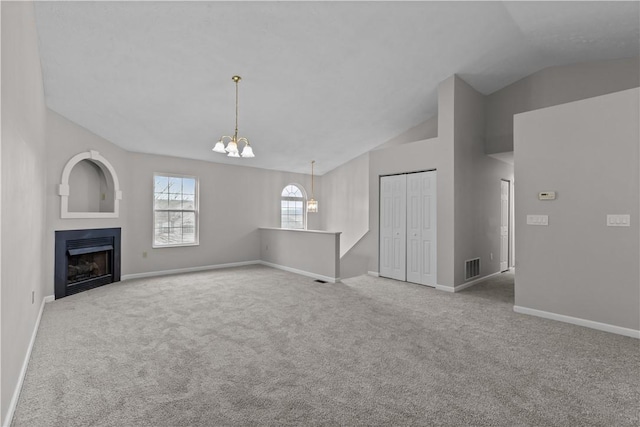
[55,228,121,299]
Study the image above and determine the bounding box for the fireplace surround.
[55,228,121,299]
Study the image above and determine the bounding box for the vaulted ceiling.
[34,1,639,174]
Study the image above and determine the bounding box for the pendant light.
[307,160,318,213]
[212,75,255,158]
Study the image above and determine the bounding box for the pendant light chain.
[212,75,255,158]
[311,160,315,197]
[307,160,319,213]
[234,78,239,140]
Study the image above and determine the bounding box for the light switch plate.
[527,215,548,226]
[607,214,630,227]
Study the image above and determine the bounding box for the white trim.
[455,271,502,292]
[121,261,260,281]
[434,271,502,293]
[513,305,640,339]
[367,271,379,277]
[259,261,339,283]
[259,227,341,236]
[121,260,339,284]
[59,150,121,219]
[3,295,52,427]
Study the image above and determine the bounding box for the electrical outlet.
[142,251,148,258]
[32,291,35,304]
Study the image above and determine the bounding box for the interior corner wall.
[320,152,369,257]
[453,77,514,286]
[486,57,640,155]
[514,88,639,331]
[125,153,318,276]
[45,110,129,294]
[363,76,456,286]
[1,1,48,423]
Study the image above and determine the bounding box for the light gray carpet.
[12,266,639,426]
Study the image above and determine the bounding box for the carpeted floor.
[12,266,639,426]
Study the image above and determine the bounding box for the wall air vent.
[465,258,480,280]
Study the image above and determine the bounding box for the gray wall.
[125,152,319,276]
[453,77,514,284]
[259,228,341,280]
[320,153,369,257]
[45,110,130,295]
[514,88,639,330]
[486,57,640,154]
[43,109,322,284]
[342,76,514,287]
[364,76,457,287]
[1,2,48,423]
[373,115,438,151]
[67,159,112,213]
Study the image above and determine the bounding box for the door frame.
[500,179,511,272]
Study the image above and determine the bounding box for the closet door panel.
[380,175,406,281]
[420,171,437,286]
[406,174,422,284]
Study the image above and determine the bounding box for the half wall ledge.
[259,227,341,282]
[59,150,122,219]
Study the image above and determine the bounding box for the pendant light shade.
[307,160,318,213]
[241,144,255,158]
[212,75,255,158]
[212,140,226,153]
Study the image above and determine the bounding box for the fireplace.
[55,228,121,299]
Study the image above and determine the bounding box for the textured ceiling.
[33,1,639,175]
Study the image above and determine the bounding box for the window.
[153,174,198,247]
[281,184,306,229]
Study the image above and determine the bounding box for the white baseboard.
[513,305,640,339]
[3,295,52,427]
[367,271,379,277]
[259,261,339,283]
[455,271,502,292]
[434,271,502,293]
[121,260,339,284]
[121,260,261,281]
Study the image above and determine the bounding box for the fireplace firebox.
[55,228,121,299]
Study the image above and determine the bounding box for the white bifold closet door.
[380,171,437,286]
[379,174,407,281]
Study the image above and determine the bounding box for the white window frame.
[281,183,307,230]
[153,173,199,248]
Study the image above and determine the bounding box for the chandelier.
[307,160,318,213]
[212,75,255,158]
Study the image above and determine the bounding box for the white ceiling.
[33,1,639,175]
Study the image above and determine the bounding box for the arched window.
[281,184,306,229]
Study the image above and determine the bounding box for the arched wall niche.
[59,150,122,218]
